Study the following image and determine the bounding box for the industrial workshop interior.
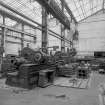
[1,0,105,105]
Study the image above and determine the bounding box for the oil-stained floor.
[0,72,104,105]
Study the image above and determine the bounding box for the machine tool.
[3,46,77,89]
[4,47,56,89]
[20,47,50,64]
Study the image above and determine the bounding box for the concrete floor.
[0,72,104,105]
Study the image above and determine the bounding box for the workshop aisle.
[0,72,104,105]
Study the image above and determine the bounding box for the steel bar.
[0,32,35,43]
[0,23,36,38]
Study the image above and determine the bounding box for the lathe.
[3,47,56,89]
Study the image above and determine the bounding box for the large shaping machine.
[3,47,56,89]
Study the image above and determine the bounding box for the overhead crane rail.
[35,0,70,29]
[60,0,77,23]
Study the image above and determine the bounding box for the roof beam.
[81,0,87,17]
[0,1,41,26]
[0,1,72,44]
[79,9,103,23]
[78,0,86,18]
[60,0,77,23]
[35,0,70,29]
[0,23,36,38]
[72,0,81,19]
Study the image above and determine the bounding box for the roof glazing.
[0,0,104,24]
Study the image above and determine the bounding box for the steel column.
[61,25,65,53]
[1,16,5,47]
[1,29,5,51]
[61,1,65,53]
[1,16,5,50]
[0,16,5,72]
[21,24,24,50]
[42,7,48,53]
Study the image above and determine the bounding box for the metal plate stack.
[58,64,76,77]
